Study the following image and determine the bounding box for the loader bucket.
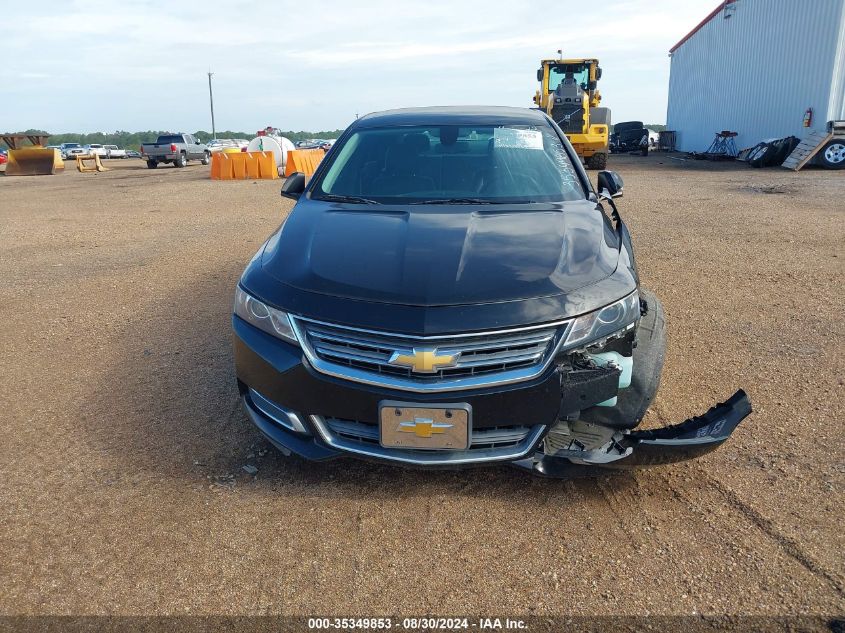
[75,155,108,173]
[5,147,60,176]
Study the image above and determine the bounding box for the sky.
[1,0,711,134]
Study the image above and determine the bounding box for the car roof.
[354,106,550,129]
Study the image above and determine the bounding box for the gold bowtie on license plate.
[379,402,472,450]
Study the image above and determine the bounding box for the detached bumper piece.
[521,390,752,478]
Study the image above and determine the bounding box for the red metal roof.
[669,0,736,53]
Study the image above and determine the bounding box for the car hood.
[261,199,621,307]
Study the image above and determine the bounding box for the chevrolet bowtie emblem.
[388,348,459,373]
[399,417,453,438]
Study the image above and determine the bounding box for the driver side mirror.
[597,170,623,199]
[281,172,306,200]
[536,68,543,82]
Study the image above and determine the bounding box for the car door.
[188,135,204,159]
[179,135,193,159]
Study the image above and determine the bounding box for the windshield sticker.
[494,128,544,150]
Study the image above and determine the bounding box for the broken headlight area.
[548,290,650,465]
[550,348,636,462]
[554,307,639,423]
[531,290,753,476]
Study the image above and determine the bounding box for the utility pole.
[207,71,216,140]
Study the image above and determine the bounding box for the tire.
[761,140,786,167]
[747,142,770,168]
[579,288,666,430]
[614,121,643,133]
[586,152,607,170]
[201,151,210,166]
[174,152,187,168]
[772,136,799,165]
[819,139,845,169]
[146,160,158,169]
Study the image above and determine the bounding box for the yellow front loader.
[2,133,64,176]
[533,55,610,169]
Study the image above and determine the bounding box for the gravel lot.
[1,156,842,619]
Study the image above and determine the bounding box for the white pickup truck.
[104,145,127,159]
[86,144,109,158]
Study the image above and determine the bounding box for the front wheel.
[201,151,210,165]
[587,152,607,170]
[819,140,845,169]
[174,153,187,168]
[146,160,158,169]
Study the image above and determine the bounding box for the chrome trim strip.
[310,415,546,465]
[248,388,309,434]
[325,418,381,441]
[294,314,573,340]
[241,400,293,456]
[323,418,532,447]
[470,426,533,445]
[454,349,545,368]
[288,317,571,393]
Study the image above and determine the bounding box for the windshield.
[548,64,589,92]
[312,124,583,204]
[65,143,81,148]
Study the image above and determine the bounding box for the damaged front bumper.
[516,389,752,477]
[234,290,753,477]
[241,380,752,477]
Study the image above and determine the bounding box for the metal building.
[666,0,845,152]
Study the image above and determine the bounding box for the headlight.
[234,286,298,345]
[563,290,640,348]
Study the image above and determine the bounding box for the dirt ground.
[0,155,843,619]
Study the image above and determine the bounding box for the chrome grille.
[311,415,547,465]
[324,417,533,449]
[290,316,568,392]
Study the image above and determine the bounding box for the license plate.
[379,401,472,450]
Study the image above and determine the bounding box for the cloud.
[0,0,709,131]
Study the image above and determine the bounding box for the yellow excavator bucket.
[5,147,62,176]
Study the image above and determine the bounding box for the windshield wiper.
[315,194,381,205]
[409,197,504,205]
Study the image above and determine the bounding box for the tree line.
[5,129,348,150]
[4,125,668,150]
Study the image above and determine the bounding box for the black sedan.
[232,106,750,476]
